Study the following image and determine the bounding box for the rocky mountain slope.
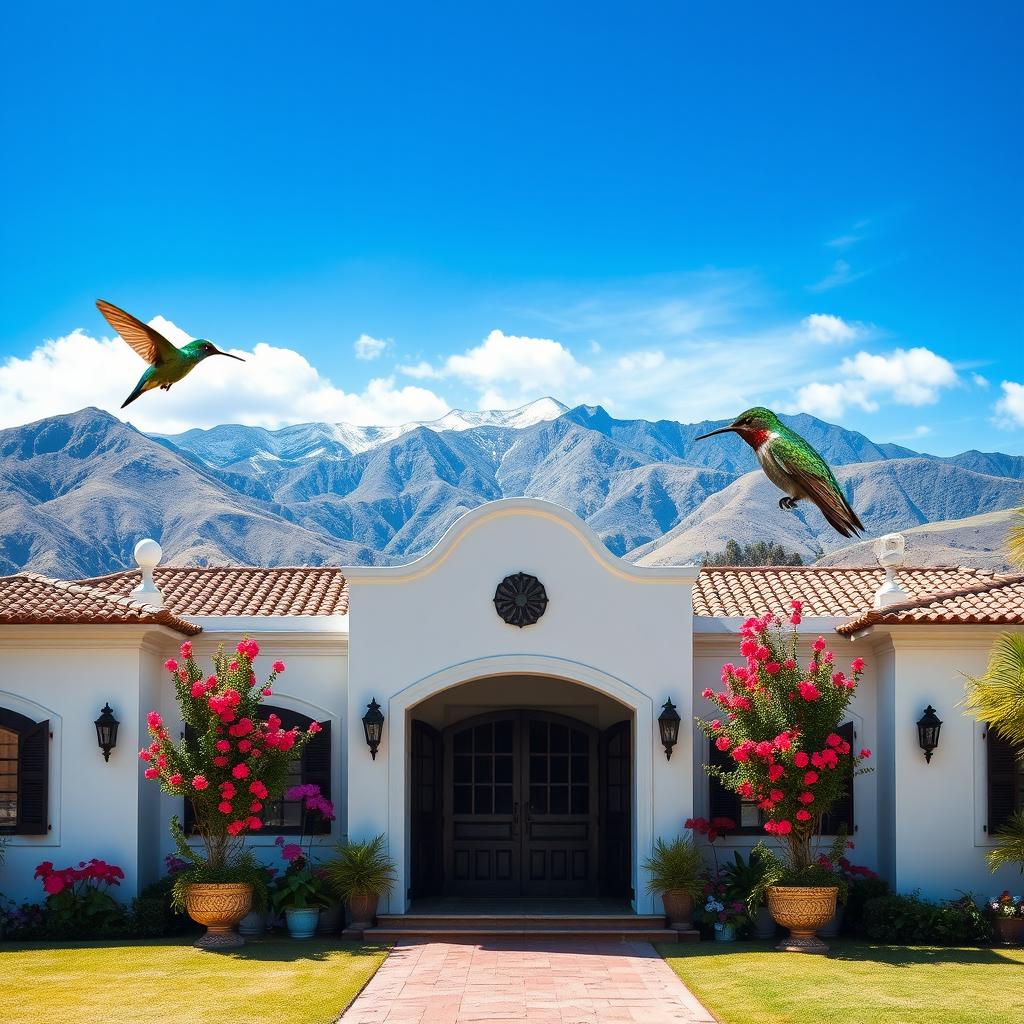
[1,400,1021,576]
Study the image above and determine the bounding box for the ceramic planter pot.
[993,916,1024,946]
[183,882,253,949]
[317,900,343,935]
[238,909,267,938]
[346,892,380,934]
[661,890,694,930]
[818,906,843,938]
[714,922,736,942]
[766,885,838,954]
[285,906,321,939]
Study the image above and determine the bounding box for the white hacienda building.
[1,499,1022,911]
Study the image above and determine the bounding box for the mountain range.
[1,398,1022,578]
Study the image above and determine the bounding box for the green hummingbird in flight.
[96,299,245,409]
[696,406,865,538]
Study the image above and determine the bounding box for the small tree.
[696,602,871,878]
[140,638,320,902]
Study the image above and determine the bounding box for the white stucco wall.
[0,626,178,903]
[344,499,698,913]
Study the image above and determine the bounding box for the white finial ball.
[134,538,163,570]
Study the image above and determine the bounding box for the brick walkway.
[340,939,715,1024]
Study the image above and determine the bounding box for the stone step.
[374,914,672,931]
[363,925,693,943]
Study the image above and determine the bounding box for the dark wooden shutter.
[17,719,49,835]
[987,724,1022,834]
[821,721,856,835]
[708,740,742,825]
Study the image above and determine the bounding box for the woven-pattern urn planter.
[766,885,837,954]
[184,882,253,949]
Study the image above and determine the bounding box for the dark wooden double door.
[411,711,631,900]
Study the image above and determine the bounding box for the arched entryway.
[407,674,633,902]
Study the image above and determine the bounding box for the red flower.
[180,641,192,658]
[192,775,209,790]
[272,661,285,673]
[804,770,819,785]
[798,791,815,804]
[826,733,842,748]
[797,681,820,701]
[169,773,183,786]
[715,735,731,751]
[702,687,714,699]
[796,809,812,822]
[860,748,872,759]
[851,657,865,673]
[144,767,160,779]
[164,659,178,672]
[812,636,827,652]
[232,763,250,780]
[794,752,809,768]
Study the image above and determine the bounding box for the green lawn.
[0,938,390,1024]
[659,941,1024,1024]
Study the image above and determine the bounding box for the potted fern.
[323,834,396,937]
[642,836,704,930]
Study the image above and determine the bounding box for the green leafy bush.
[842,876,890,936]
[643,836,705,898]
[862,892,993,945]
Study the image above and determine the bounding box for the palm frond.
[987,810,1024,875]
[963,632,1024,747]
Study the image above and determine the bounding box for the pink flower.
[231,763,250,780]
[169,773,183,786]
[281,843,303,862]
[754,741,773,759]
[826,733,842,748]
[164,659,178,672]
[702,687,714,699]
[250,800,263,812]
[797,681,820,701]
[794,751,809,768]
[768,763,785,782]
[798,791,815,804]
[812,636,827,652]
[192,775,209,790]
[784,658,796,670]
[226,821,245,836]
[796,809,812,822]
[180,641,192,658]
[146,711,163,730]
[769,789,784,802]
[144,767,160,779]
[190,682,205,698]
[790,612,802,625]
[860,748,872,759]
[216,739,231,752]
[851,657,865,673]
[213,756,229,767]
[764,661,781,675]
[775,819,792,835]
[737,782,754,798]
[249,780,268,799]
[261,687,273,697]
[804,770,819,785]
[220,781,236,797]
[789,600,803,611]
[218,800,233,814]
[43,874,67,894]
[715,735,731,751]
[272,661,285,673]
[238,739,252,753]
[138,749,152,762]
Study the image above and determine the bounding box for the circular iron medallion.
[493,572,548,628]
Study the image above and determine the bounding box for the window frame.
[0,708,50,837]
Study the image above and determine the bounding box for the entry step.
[363,925,695,943]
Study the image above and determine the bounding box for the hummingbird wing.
[769,433,865,538]
[96,299,178,366]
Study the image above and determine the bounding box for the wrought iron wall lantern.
[658,699,681,761]
[916,705,942,764]
[362,698,385,760]
[94,703,120,762]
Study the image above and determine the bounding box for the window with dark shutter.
[0,709,49,836]
[707,741,748,831]
[820,721,856,836]
[183,705,331,836]
[986,725,1023,835]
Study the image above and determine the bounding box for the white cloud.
[971,372,990,388]
[791,346,958,417]
[995,381,1024,428]
[0,323,451,432]
[800,313,862,344]
[439,329,593,408]
[353,334,388,361]
[615,351,665,374]
[398,360,439,379]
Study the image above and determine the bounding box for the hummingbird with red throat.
[696,406,864,538]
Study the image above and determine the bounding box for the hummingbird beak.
[214,349,245,362]
[694,425,739,441]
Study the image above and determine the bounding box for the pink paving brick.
[340,940,714,1024]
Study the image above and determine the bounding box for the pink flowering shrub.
[269,785,336,910]
[141,638,320,899]
[697,602,871,875]
[33,859,127,936]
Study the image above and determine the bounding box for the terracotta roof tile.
[693,565,1014,619]
[835,573,1024,634]
[80,566,349,618]
[0,573,201,634]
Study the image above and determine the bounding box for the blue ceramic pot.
[285,907,320,939]
[714,922,737,942]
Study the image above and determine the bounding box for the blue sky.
[0,1,1021,451]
